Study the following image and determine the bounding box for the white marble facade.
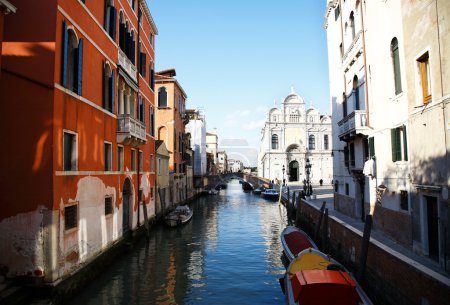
[258,89,333,184]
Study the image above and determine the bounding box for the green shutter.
[369,137,375,159]
[403,125,408,161]
[391,129,397,162]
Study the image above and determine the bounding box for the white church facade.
[258,89,333,184]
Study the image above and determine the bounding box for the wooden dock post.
[358,214,373,282]
[314,201,326,241]
[295,195,302,228]
[322,208,329,252]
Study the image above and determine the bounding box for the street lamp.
[282,165,285,186]
[305,158,312,196]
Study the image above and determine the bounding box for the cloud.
[256,106,268,113]
[243,119,265,130]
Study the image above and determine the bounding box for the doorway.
[289,161,299,182]
[425,196,439,261]
[122,178,132,235]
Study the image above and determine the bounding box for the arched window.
[391,38,402,95]
[324,135,329,150]
[350,12,355,40]
[158,87,167,107]
[61,21,83,95]
[103,63,115,113]
[309,135,315,150]
[271,134,279,149]
[353,75,360,110]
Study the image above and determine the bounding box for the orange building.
[0,0,157,283]
[155,69,189,203]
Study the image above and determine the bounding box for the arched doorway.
[289,161,299,182]
[122,178,132,235]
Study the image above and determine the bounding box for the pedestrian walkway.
[280,182,450,287]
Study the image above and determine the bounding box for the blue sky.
[148,0,330,166]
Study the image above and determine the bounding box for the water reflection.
[69,180,287,305]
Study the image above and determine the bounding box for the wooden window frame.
[418,52,432,104]
[104,142,112,171]
[117,145,124,171]
[63,130,77,171]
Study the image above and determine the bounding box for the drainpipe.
[435,0,449,181]
[360,0,370,127]
[136,0,141,227]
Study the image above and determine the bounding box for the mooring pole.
[322,208,329,252]
[314,201,326,241]
[358,214,373,282]
[295,194,302,228]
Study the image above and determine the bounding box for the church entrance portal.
[289,161,299,182]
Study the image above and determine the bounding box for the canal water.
[69,179,288,305]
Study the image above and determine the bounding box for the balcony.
[337,110,369,141]
[342,30,363,72]
[117,114,147,147]
[118,49,137,83]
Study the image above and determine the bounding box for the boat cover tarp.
[291,269,361,305]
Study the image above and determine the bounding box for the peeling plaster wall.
[0,207,45,277]
[60,176,119,275]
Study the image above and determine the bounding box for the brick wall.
[296,199,450,305]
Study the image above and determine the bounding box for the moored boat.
[261,189,279,200]
[242,181,254,191]
[164,205,193,227]
[282,248,373,305]
[281,226,318,264]
[252,187,264,195]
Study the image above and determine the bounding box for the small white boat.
[261,189,279,200]
[164,205,193,227]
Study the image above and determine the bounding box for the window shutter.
[391,129,397,162]
[77,39,83,96]
[104,1,109,30]
[130,38,135,64]
[403,125,408,161]
[142,54,146,77]
[344,146,349,168]
[62,21,68,87]
[110,69,115,113]
[142,99,145,123]
[151,65,155,90]
[111,8,117,40]
[369,137,375,159]
[102,63,106,108]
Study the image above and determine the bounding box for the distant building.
[156,140,170,217]
[206,131,218,172]
[155,68,188,204]
[258,88,332,184]
[185,109,207,176]
[217,151,228,173]
[228,159,243,173]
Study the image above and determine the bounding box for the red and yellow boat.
[282,245,373,305]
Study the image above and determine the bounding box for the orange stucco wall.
[1,0,158,280]
[155,81,186,173]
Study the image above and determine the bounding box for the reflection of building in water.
[258,88,332,183]
[259,199,289,271]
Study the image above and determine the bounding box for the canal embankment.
[280,187,450,305]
